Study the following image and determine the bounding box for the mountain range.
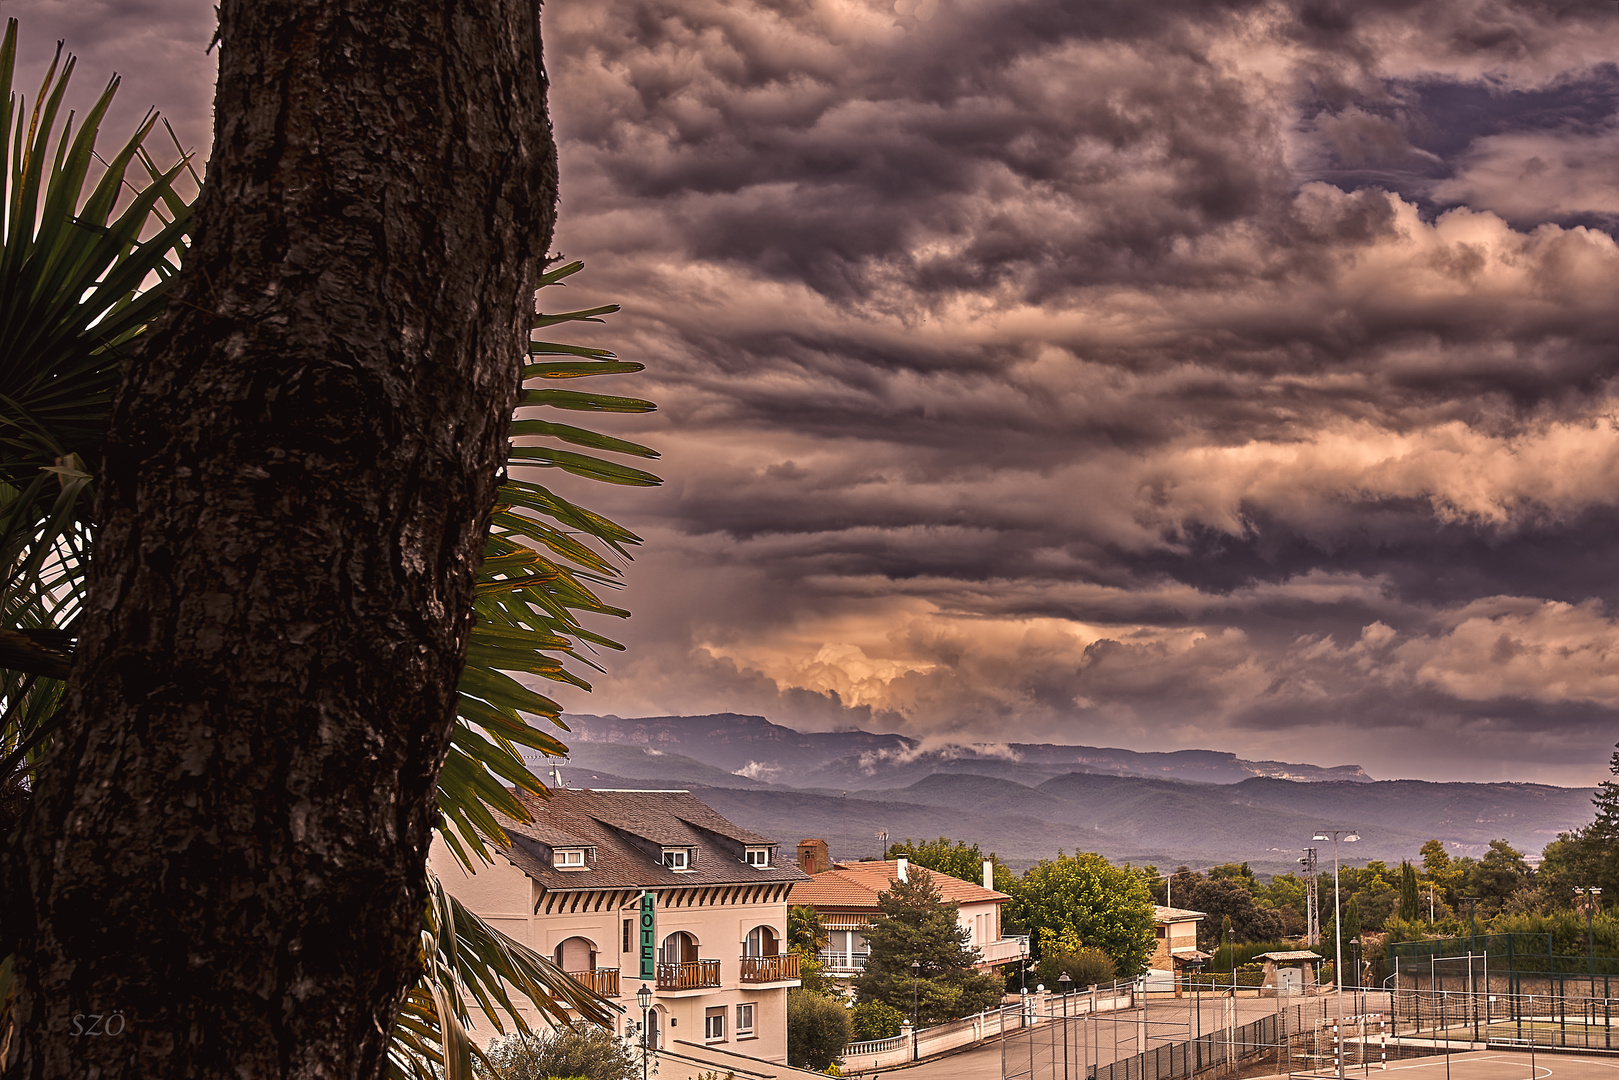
[522,713,1597,877]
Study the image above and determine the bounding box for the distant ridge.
[528,713,1596,872]
[560,711,1374,786]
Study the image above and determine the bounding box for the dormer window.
[663,848,691,871]
[745,847,770,868]
[555,848,587,868]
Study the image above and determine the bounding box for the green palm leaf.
[398,264,657,1076]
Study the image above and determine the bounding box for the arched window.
[743,924,779,957]
[554,936,597,973]
[660,931,698,967]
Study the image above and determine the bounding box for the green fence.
[1389,933,1619,1000]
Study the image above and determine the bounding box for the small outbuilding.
[1256,950,1323,994]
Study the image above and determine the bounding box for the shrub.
[788,987,852,1070]
[849,1000,906,1041]
[476,1022,637,1080]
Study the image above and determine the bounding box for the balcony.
[656,959,721,992]
[566,967,620,998]
[740,952,801,983]
[819,949,871,973]
[977,936,1031,966]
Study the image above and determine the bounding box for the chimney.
[897,856,908,882]
[983,859,994,890]
[796,839,831,875]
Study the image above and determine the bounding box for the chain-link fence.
[1390,934,1619,1000]
[1387,986,1617,1053]
[1002,995,1336,1080]
[1003,980,1619,1080]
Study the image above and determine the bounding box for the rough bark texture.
[2,1,555,1076]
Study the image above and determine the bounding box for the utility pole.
[1299,848,1320,947]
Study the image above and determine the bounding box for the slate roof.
[1155,905,1207,922]
[489,787,808,892]
[789,860,1010,911]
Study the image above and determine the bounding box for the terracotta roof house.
[429,788,809,1070]
[787,846,1029,974]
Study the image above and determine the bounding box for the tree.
[1468,839,1531,913]
[787,988,852,1071]
[1420,839,1463,906]
[790,904,831,954]
[1540,744,1619,906]
[887,837,1015,895]
[1033,927,1116,987]
[1399,862,1420,921]
[0,4,636,1076]
[1176,876,1285,949]
[854,868,1001,1026]
[476,1023,638,1080]
[849,1000,906,1041]
[1592,742,1619,840]
[1010,853,1156,978]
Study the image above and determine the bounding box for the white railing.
[978,935,1030,965]
[843,1032,908,1056]
[819,949,871,971]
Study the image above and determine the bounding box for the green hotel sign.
[638,891,656,980]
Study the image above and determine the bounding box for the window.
[704,1007,726,1042]
[735,1003,756,1038]
[745,847,769,867]
[623,918,631,953]
[663,848,689,871]
[744,925,778,957]
[556,848,586,867]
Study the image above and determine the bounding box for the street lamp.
[1058,973,1072,1080]
[1313,828,1359,1080]
[911,960,921,1028]
[635,983,653,1080]
[1350,937,1361,1016]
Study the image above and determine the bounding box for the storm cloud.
[15,0,1618,783]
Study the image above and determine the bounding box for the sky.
[12,0,1619,786]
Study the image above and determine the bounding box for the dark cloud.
[538,0,1619,785]
[19,0,1618,784]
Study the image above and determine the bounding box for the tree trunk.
[2,0,556,1075]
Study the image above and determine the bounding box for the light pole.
[1313,828,1359,1080]
[1350,937,1361,1017]
[636,983,652,1080]
[1059,972,1072,1080]
[911,959,921,1028]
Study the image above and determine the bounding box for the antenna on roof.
[548,757,566,790]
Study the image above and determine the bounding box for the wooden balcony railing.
[566,967,620,998]
[656,959,721,991]
[740,952,801,983]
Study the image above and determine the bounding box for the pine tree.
[1399,861,1420,920]
[1591,742,1619,840]
[854,868,1002,1026]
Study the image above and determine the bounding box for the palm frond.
[436,260,660,870]
[386,872,621,1080]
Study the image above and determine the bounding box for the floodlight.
[1312,833,1327,841]
[1345,833,1360,843]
